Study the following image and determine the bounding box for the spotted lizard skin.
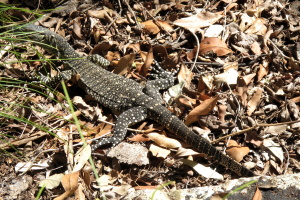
[15,23,254,177]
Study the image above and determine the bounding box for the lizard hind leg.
[91,106,148,151]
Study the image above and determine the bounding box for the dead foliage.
[1,0,300,199]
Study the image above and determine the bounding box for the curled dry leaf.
[290,96,300,103]
[180,159,223,180]
[218,104,227,122]
[147,132,182,148]
[140,20,175,37]
[39,174,64,190]
[245,18,267,35]
[94,116,113,138]
[185,96,219,126]
[174,11,223,33]
[128,134,151,142]
[257,61,269,82]
[242,73,256,85]
[55,171,80,200]
[199,74,214,91]
[153,45,168,58]
[226,140,250,163]
[245,131,263,147]
[176,147,202,157]
[199,37,233,56]
[270,157,283,174]
[214,68,239,86]
[112,185,132,196]
[140,46,153,77]
[149,144,171,158]
[175,95,194,109]
[90,41,116,55]
[72,145,91,172]
[253,186,263,200]
[250,41,261,55]
[114,53,136,75]
[287,100,300,120]
[240,13,256,32]
[262,139,284,163]
[140,20,160,35]
[264,125,287,135]
[72,17,83,40]
[204,24,224,37]
[177,64,193,88]
[236,77,248,107]
[247,87,263,116]
[87,9,113,20]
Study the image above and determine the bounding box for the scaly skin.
[15,23,254,177]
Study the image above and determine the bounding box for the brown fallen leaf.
[185,96,219,126]
[247,87,263,116]
[177,64,194,88]
[245,131,263,147]
[140,20,174,37]
[140,20,160,35]
[199,37,233,56]
[128,134,151,142]
[147,132,182,148]
[245,18,267,35]
[290,96,300,103]
[242,73,256,85]
[114,53,136,75]
[175,95,195,109]
[87,9,113,20]
[54,171,79,200]
[90,41,116,56]
[72,17,83,40]
[226,140,250,163]
[257,61,269,82]
[236,77,248,107]
[250,41,261,55]
[94,115,114,138]
[252,186,262,200]
[140,46,153,77]
[218,104,227,123]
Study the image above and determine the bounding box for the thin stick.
[211,119,300,143]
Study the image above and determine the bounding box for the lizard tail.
[149,105,254,177]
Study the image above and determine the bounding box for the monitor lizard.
[12,23,254,177]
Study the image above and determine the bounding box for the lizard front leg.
[33,70,74,88]
[143,63,175,102]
